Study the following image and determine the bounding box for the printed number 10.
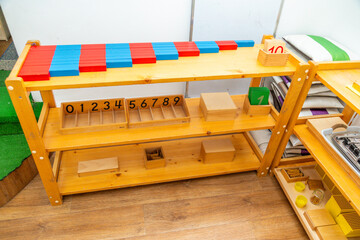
[268,46,284,53]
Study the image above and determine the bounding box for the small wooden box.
[200,138,236,164]
[304,209,336,230]
[243,95,271,116]
[200,92,237,121]
[60,98,127,134]
[77,157,119,177]
[316,225,347,240]
[280,167,309,183]
[144,147,166,169]
[257,49,289,66]
[127,95,190,128]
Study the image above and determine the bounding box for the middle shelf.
[43,94,277,152]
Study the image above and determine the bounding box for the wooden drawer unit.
[127,95,190,128]
[60,98,127,134]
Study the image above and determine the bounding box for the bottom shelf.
[56,133,260,195]
[274,165,332,240]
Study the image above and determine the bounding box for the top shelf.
[316,69,360,115]
[23,44,299,91]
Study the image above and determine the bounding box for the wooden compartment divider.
[127,95,190,128]
[60,98,127,134]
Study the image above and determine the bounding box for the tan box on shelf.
[144,147,166,169]
[264,39,286,53]
[280,167,309,183]
[200,138,235,164]
[200,92,237,121]
[77,157,119,177]
[304,209,336,230]
[257,49,289,67]
[243,95,271,116]
[60,98,127,134]
[316,225,347,240]
[127,95,190,128]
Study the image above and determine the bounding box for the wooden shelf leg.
[269,62,317,173]
[258,63,310,177]
[341,104,355,124]
[6,78,62,205]
[249,77,262,87]
[40,90,56,108]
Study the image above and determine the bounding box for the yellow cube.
[336,212,360,237]
[325,195,354,219]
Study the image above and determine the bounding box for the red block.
[215,41,238,50]
[79,45,107,72]
[129,43,153,49]
[81,44,106,50]
[173,42,200,57]
[18,45,56,81]
[129,44,156,64]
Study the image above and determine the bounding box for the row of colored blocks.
[18,40,254,81]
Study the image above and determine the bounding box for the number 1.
[257,95,264,105]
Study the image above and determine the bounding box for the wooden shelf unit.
[5,36,309,205]
[270,61,360,239]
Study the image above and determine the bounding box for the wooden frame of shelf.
[269,60,360,239]
[5,36,309,205]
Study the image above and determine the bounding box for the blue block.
[106,44,133,68]
[234,40,255,47]
[152,42,176,48]
[152,42,178,60]
[55,45,82,51]
[49,64,79,77]
[50,46,81,77]
[106,43,130,49]
[106,59,132,68]
[154,51,178,60]
[194,41,219,53]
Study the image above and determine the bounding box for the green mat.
[0,70,11,87]
[0,134,31,180]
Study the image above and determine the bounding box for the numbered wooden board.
[126,95,190,128]
[60,98,127,134]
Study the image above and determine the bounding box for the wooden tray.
[127,95,190,128]
[60,98,127,134]
[306,117,360,187]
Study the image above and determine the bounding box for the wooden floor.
[0,171,308,240]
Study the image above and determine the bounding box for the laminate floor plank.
[0,172,308,240]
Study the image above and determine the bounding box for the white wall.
[188,0,282,97]
[1,0,192,104]
[276,0,360,55]
[2,0,360,104]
